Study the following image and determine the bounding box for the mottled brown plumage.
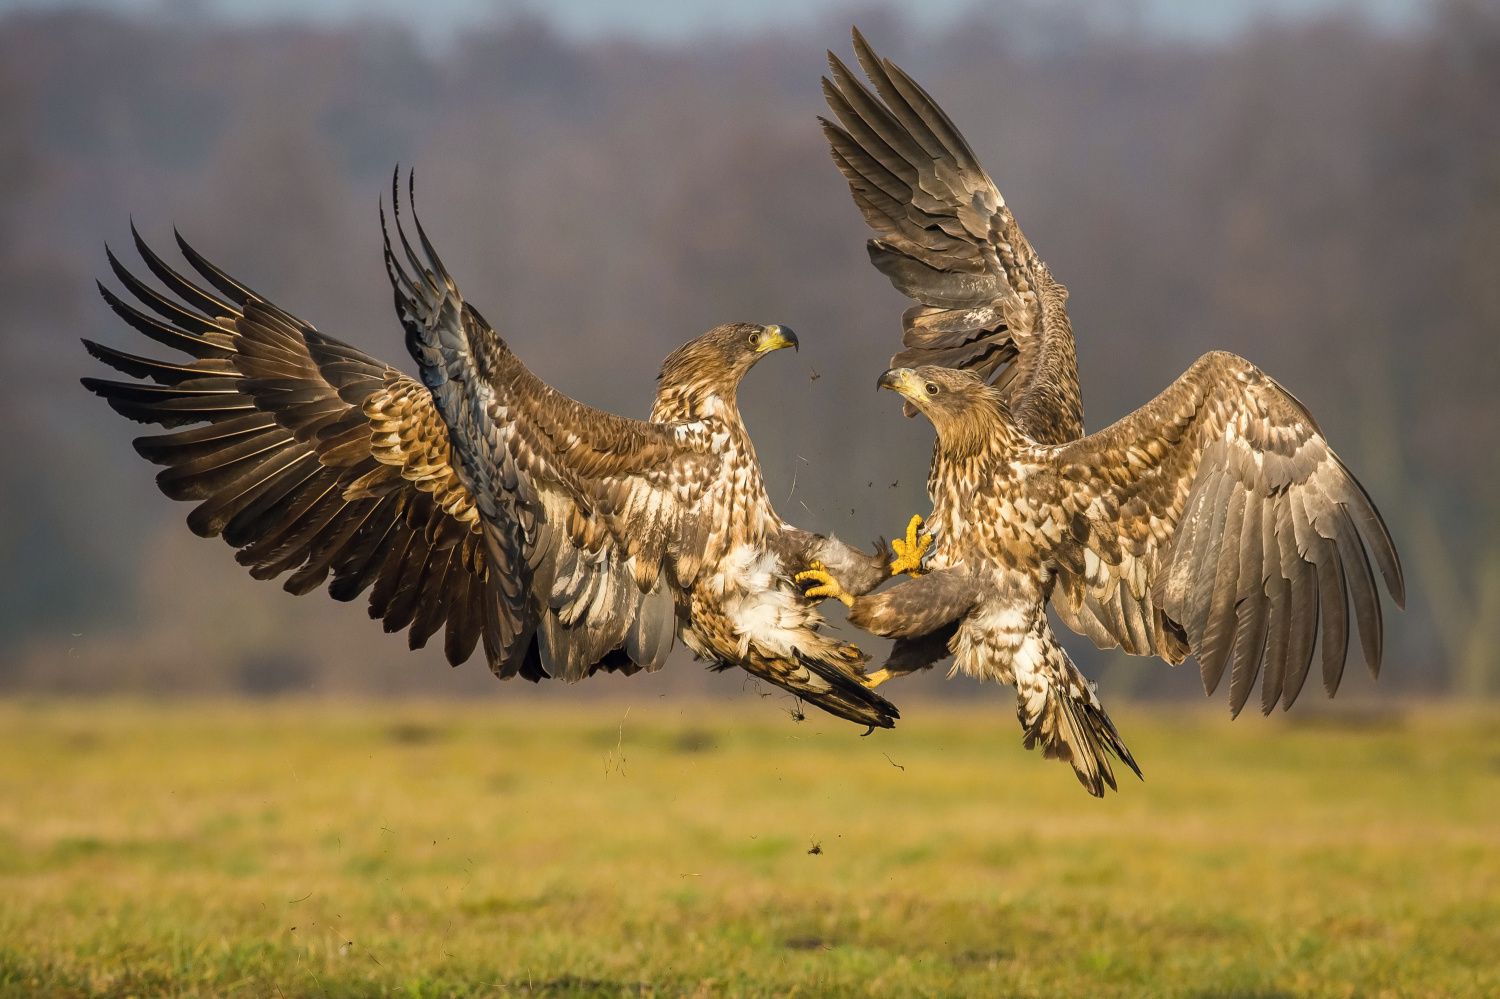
[821,28,1082,444]
[816,360,1404,795]
[800,29,1403,792]
[83,178,897,729]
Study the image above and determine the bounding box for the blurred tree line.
[0,2,1495,699]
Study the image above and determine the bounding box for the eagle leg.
[794,560,853,607]
[888,515,934,577]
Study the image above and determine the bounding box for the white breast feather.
[952,597,1031,682]
[713,546,825,659]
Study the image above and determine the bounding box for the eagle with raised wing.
[817,27,1085,577]
[83,177,898,729]
[800,34,1405,794]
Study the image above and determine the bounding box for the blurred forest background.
[0,0,1496,703]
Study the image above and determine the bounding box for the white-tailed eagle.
[800,34,1405,793]
[83,176,898,729]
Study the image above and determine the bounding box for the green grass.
[0,699,1497,997]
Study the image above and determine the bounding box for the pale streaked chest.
[927,452,1060,571]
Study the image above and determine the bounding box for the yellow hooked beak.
[755,324,799,353]
[877,367,922,398]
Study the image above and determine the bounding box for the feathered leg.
[955,598,1141,796]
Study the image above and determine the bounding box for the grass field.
[0,698,1496,998]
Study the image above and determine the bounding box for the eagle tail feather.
[783,647,900,730]
[1017,636,1141,797]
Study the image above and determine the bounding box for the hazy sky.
[0,0,1428,45]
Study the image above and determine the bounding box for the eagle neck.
[650,380,739,425]
[927,398,1026,564]
[650,382,778,546]
[932,391,1023,462]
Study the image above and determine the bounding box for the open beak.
[757,324,798,353]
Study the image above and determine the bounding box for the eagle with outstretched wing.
[800,34,1405,794]
[83,177,898,729]
[816,27,1085,577]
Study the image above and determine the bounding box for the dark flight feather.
[822,29,1083,444]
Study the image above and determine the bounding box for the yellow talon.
[889,514,934,577]
[862,668,892,689]
[795,560,854,607]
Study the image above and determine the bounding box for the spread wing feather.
[821,28,1082,443]
[1042,351,1405,716]
[86,182,882,721]
[82,227,504,674]
[380,174,726,677]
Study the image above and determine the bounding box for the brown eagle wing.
[82,226,501,672]
[821,27,1081,443]
[380,182,722,678]
[84,214,713,685]
[1038,351,1405,716]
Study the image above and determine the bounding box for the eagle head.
[878,365,1007,454]
[657,323,798,413]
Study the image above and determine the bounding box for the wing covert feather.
[1041,351,1404,714]
[380,177,721,595]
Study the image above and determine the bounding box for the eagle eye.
[748,331,761,346]
[925,382,940,395]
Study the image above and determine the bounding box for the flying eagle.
[800,34,1406,794]
[83,178,898,729]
